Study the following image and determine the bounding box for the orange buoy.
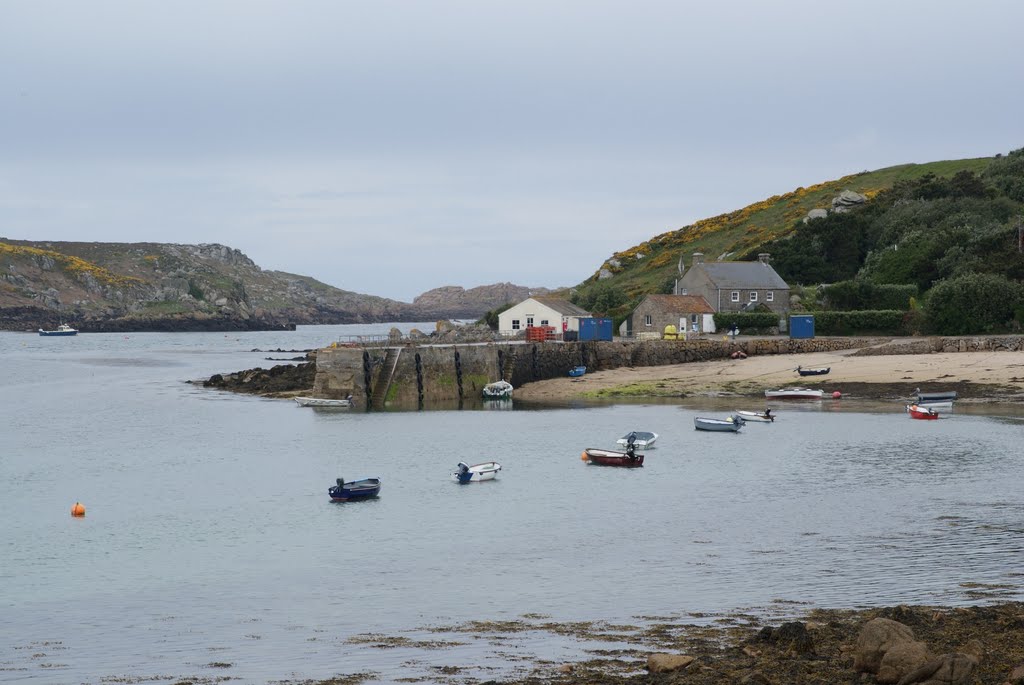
[71,502,86,517]
[832,391,842,399]
[580,451,589,462]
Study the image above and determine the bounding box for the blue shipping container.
[579,317,613,341]
[789,315,815,339]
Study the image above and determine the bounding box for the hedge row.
[713,312,780,334]
[813,310,917,335]
[821,280,919,311]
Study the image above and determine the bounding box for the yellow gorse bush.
[0,242,143,288]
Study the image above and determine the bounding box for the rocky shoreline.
[295,603,1024,685]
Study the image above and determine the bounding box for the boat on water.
[328,477,381,501]
[914,399,953,410]
[568,365,587,377]
[482,380,513,399]
[735,409,774,422]
[907,404,939,420]
[38,323,78,336]
[694,415,744,432]
[764,387,824,399]
[616,431,658,448]
[452,461,502,483]
[796,365,830,376]
[581,447,644,467]
[294,395,353,408]
[915,389,958,402]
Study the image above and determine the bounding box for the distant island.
[0,239,553,332]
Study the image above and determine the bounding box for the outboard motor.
[457,462,470,475]
[336,478,344,487]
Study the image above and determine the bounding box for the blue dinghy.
[329,477,381,501]
[568,366,587,377]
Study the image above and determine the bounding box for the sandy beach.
[515,346,1024,403]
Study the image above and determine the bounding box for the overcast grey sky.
[1,1,1021,301]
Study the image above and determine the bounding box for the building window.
[512,319,520,330]
[644,315,652,326]
[526,316,534,327]
[750,292,758,302]
[731,291,740,302]
[540,319,549,326]
[767,291,774,302]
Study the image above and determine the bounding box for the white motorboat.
[764,388,824,399]
[616,431,658,449]
[482,380,513,399]
[38,323,78,336]
[735,409,774,422]
[294,395,353,408]
[694,415,744,432]
[914,399,953,410]
[452,461,502,483]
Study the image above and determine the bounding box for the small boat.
[915,399,953,410]
[38,323,78,336]
[581,447,644,467]
[482,380,513,399]
[796,365,830,376]
[616,431,658,449]
[907,404,939,420]
[568,365,587,377]
[452,461,501,483]
[694,415,744,432]
[735,409,774,422]
[328,477,381,501]
[295,395,353,408]
[764,387,824,399]
[915,389,957,402]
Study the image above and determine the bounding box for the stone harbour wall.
[311,335,1024,409]
[312,336,886,410]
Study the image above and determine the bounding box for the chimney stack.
[692,252,704,266]
[758,253,771,265]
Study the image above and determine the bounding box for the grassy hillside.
[576,157,993,302]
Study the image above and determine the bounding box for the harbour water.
[2,324,1023,684]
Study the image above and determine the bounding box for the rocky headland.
[0,239,553,332]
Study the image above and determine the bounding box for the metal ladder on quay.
[369,347,402,409]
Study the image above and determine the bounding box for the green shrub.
[924,272,1024,334]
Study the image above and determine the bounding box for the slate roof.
[699,262,789,289]
[640,294,715,314]
[530,296,591,317]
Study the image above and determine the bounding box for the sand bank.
[514,347,1024,403]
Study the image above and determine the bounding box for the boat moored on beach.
[764,387,824,399]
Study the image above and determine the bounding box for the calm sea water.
[2,325,1024,684]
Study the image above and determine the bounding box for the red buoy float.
[71,502,86,517]
[832,391,842,399]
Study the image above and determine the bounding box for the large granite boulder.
[896,640,983,685]
[854,618,917,674]
[832,189,868,213]
[803,208,829,223]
